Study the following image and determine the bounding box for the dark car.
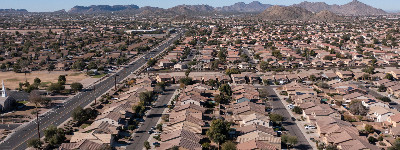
[291,117,296,121]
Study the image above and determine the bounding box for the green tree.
[362,66,375,74]
[47,83,65,93]
[282,134,298,149]
[368,136,377,144]
[27,138,42,149]
[225,68,241,76]
[144,141,151,150]
[292,106,303,114]
[219,84,232,96]
[206,119,231,148]
[365,124,375,133]
[385,73,395,81]
[260,61,269,71]
[139,91,154,105]
[72,106,96,124]
[269,113,283,123]
[58,75,66,85]
[378,84,387,92]
[221,141,236,150]
[179,77,193,86]
[215,94,230,104]
[70,82,83,92]
[44,125,66,146]
[34,77,41,85]
[185,69,191,77]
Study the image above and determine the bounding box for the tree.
[132,103,146,116]
[292,106,302,114]
[144,141,151,150]
[27,138,42,149]
[260,61,269,71]
[385,73,395,81]
[269,113,284,123]
[378,97,391,103]
[185,69,191,77]
[47,83,65,93]
[72,106,96,124]
[44,125,66,146]
[58,75,66,85]
[219,84,232,96]
[179,77,193,86]
[225,68,241,76]
[34,77,41,85]
[362,66,375,74]
[156,123,163,131]
[206,119,231,148]
[215,94,230,104]
[147,59,157,66]
[349,101,368,116]
[326,144,338,150]
[378,84,387,92]
[368,136,377,144]
[70,82,83,92]
[282,134,297,149]
[139,91,154,105]
[365,124,375,133]
[221,141,236,150]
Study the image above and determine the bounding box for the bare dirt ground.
[0,71,88,90]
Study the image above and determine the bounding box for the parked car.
[291,117,296,121]
[305,125,316,129]
[287,104,294,109]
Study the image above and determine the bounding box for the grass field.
[0,71,88,90]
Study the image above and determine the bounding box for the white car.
[287,104,294,109]
[305,125,316,130]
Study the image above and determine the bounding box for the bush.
[292,106,303,114]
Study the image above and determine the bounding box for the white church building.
[0,81,15,112]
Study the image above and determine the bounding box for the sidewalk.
[273,88,318,150]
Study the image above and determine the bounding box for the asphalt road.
[0,30,184,150]
[353,81,400,111]
[127,86,178,150]
[258,85,313,150]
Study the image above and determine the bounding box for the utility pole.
[36,104,40,139]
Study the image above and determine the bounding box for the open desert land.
[0,71,89,89]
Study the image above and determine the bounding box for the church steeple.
[1,80,6,97]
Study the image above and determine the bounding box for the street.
[258,85,313,150]
[0,30,184,150]
[127,86,178,150]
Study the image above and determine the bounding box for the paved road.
[353,81,400,111]
[127,86,178,150]
[0,30,184,150]
[258,85,313,150]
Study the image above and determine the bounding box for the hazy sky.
[2,0,400,12]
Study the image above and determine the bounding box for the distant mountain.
[259,6,343,22]
[68,4,139,13]
[0,9,28,13]
[292,0,387,16]
[167,4,215,15]
[217,1,272,12]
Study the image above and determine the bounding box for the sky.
[2,0,400,12]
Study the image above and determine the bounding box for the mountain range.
[292,0,386,16]
[259,6,344,22]
[3,1,388,16]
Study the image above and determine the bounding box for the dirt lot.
[0,71,89,90]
